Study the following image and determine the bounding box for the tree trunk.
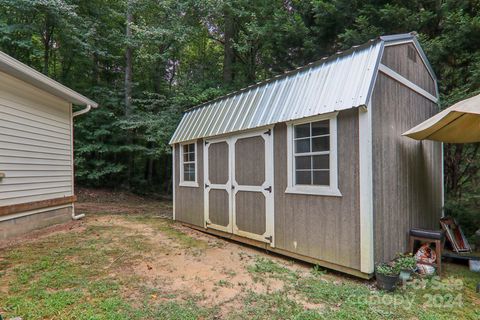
[223,5,234,85]
[42,15,54,76]
[125,1,134,116]
[124,1,134,189]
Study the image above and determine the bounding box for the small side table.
[409,228,445,274]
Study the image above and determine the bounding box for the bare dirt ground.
[74,189,317,314]
[1,189,478,319]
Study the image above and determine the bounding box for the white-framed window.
[180,141,199,187]
[285,113,341,196]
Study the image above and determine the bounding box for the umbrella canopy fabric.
[403,94,480,143]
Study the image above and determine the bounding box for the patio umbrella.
[403,93,480,143]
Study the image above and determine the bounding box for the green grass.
[244,256,480,320]
[1,213,479,320]
[0,217,211,320]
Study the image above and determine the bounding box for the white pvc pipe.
[71,204,85,220]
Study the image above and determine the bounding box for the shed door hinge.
[265,235,273,243]
[264,129,272,136]
[205,141,209,145]
[264,186,272,193]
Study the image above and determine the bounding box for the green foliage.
[1,0,480,207]
[375,263,399,276]
[394,253,417,271]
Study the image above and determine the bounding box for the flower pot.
[376,271,399,292]
[399,269,412,282]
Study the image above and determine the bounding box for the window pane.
[313,155,329,169]
[294,123,310,138]
[312,120,329,136]
[313,171,329,186]
[189,151,195,162]
[183,152,189,162]
[188,143,195,153]
[296,170,311,185]
[295,138,310,153]
[183,163,195,181]
[312,136,329,152]
[183,144,189,154]
[295,156,311,170]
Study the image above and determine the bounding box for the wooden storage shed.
[170,33,443,278]
[0,51,97,239]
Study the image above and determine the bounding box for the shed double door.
[204,129,274,245]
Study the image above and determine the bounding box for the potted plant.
[395,253,417,282]
[375,263,400,292]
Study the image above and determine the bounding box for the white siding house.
[0,51,97,239]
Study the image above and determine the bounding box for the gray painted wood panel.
[274,109,361,270]
[208,141,229,184]
[381,43,436,96]
[209,189,229,227]
[174,140,204,227]
[235,136,265,186]
[371,73,442,263]
[235,191,266,235]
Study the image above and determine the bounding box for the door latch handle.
[265,235,273,242]
[205,183,209,188]
[264,186,272,193]
[231,185,235,190]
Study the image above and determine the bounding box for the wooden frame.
[0,196,77,217]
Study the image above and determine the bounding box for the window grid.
[182,143,196,183]
[293,121,330,186]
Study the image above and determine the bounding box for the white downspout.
[71,105,92,220]
[71,204,85,220]
[73,104,92,117]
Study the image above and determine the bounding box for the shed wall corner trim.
[358,105,374,274]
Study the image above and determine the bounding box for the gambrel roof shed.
[171,32,442,278]
[170,32,437,144]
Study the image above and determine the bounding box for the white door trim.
[204,137,233,233]
[204,127,275,246]
[230,127,274,245]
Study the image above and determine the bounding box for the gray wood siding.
[0,71,73,206]
[174,140,204,227]
[372,73,442,263]
[381,43,436,96]
[274,109,361,270]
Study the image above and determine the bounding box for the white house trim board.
[172,144,176,220]
[378,64,438,103]
[358,103,374,274]
[285,113,341,197]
